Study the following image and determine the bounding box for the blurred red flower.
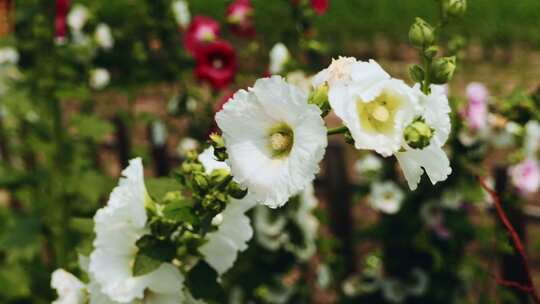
[55,0,70,42]
[195,40,237,90]
[311,0,329,15]
[226,0,256,38]
[183,16,220,55]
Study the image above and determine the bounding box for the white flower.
[287,184,319,260]
[198,146,229,174]
[216,76,327,208]
[68,4,89,32]
[177,137,199,157]
[0,47,19,65]
[269,43,290,75]
[89,158,184,303]
[198,147,256,275]
[368,181,404,214]
[254,205,288,250]
[90,68,110,90]
[525,120,540,157]
[286,71,311,94]
[172,0,191,28]
[51,269,86,304]
[354,153,382,174]
[199,196,256,275]
[95,23,114,50]
[320,58,419,156]
[395,85,452,190]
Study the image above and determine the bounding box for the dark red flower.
[311,0,329,15]
[226,0,256,38]
[195,40,237,90]
[183,16,220,55]
[55,0,70,43]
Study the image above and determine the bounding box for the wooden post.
[324,142,355,276]
[113,115,131,169]
[495,166,529,303]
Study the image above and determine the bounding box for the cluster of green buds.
[209,132,228,161]
[404,117,435,149]
[308,83,331,117]
[408,0,466,93]
[133,148,247,274]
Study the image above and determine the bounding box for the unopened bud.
[409,18,434,49]
[409,65,425,83]
[193,173,209,192]
[308,84,330,116]
[211,213,224,226]
[228,181,248,199]
[424,46,439,59]
[209,133,228,161]
[443,0,467,17]
[430,56,456,84]
[404,118,435,149]
[162,191,184,205]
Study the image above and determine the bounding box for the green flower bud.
[409,65,425,83]
[404,118,435,149]
[210,168,231,186]
[308,84,330,116]
[409,18,434,49]
[430,56,456,84]
[227,181,248,199]
[209,133,228,161]
[443,0,467,17]
[193,173,209,193]
[424,45,439,59]
[162,191,184,205]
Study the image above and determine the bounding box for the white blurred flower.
[94,23,114,50]
[198,147,257,275]
[172,0,191,28]
[0,47,19,65]
[354,153,382,175]
[369,181,404,214]
[177,137,199,157]
[68,4,89,32]
[441,190,463,210]
[51,269,86,304]
[89,158,184,303]
[381,279,408,303]
[525,120,540,157]
[216,76,327,208]
[321,59,419,156]
[198,146,229,174]
[269,43,290,75]
[89,68,110,90]
[396,85,452,190]
[254,204,288,250]
[286,184,319,260]
[407,268,429,296]
[199,196,256,275]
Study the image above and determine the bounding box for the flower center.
[267,123,294,158]
[198,28,216,42]
[357,91,402,134]
[212,59,224,69]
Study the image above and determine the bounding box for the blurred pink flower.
[55,0,70,43]
[311,0,329,15]
[509,159,540,196]
[226,0,256,38]
[184,16,220,55]
[464,82,488,131]
[195,40,237,90]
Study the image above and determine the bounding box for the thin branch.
[478,176,540,304]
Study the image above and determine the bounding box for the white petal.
[51,269,86,304]
[396,145,452,190]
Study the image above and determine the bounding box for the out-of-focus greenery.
[192,0,540,49]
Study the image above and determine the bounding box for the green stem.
[422,53,431,95]
[327,126,348,136]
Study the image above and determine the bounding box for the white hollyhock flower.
[94,23,114,50]
[368,181,404,214]
[89,68,110,90]
[198,147,256,275]
[172,0,191,28]
[269,43,290,75]
[51,269,86,304]
[68,4,89,32]
[286,71,311,94]
[320,59,419,156]
[396,85,452,190]
[216,76,327,208]
[354,153,382,174]
[0,47,19,65]
[287,184,319,260]
[525,120,540,157]
[89,158,184,303]
[254,204,288,250]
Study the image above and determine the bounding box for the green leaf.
[133,235,176,276]
[185,261,225,302]
[146,178,181,201]
[163,201,198,224]
[71,115,114,141]
[133,253,162,277]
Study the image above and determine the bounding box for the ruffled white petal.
[89,158,184,303]
[396,145,452,190]
[198,147,230,174]
[216,76,327,208]
[199,195,256,275]
[51,269,86,304]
